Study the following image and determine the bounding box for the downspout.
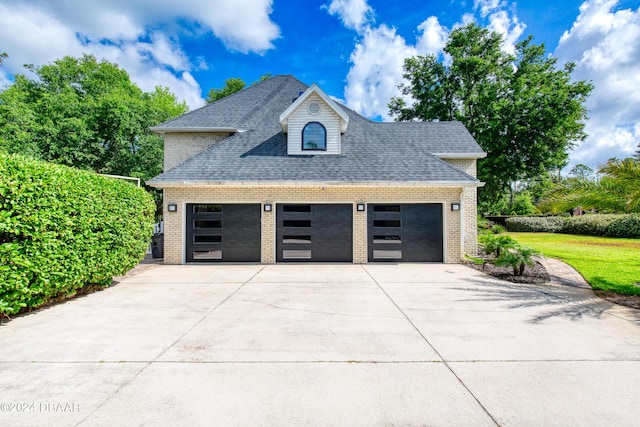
[460,187,465,261]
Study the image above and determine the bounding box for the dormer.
[279,83,349,155]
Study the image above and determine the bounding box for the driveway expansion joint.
[75,266,266,426]
[361,266,501,427]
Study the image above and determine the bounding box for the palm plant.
[539,158,640,213]
[479,233,518,257]
[494,246,540,276]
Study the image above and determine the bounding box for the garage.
[276,204,353,262]
[186,204,261,262]
[368,204,443,262]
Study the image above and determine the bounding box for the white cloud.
[486,10,526,54]
[416,17,450,56]
[324,0,375,31]
[0,0,281,109]
[475,0,505,18]
[555,0,640,168]
[338,0,523,120]
[344,25,417,120]
[470,0,526,54]
[5,0,280,54]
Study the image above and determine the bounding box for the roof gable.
[279,83,349,133]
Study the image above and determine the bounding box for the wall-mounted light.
[451,203,460,212]
[168,203,178,212]
[356,203,365,212]
[263,203,272,212]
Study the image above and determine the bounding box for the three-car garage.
[185,202,444,263]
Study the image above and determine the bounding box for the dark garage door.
[276,204,353,262]
[186,204,261,262]
[368,204,443,262]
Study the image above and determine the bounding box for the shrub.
[606,214,640,238]
[504,214,640,238]
[505,216,567,233]
[0,153,155,315]
[563,214,617,236]
[494,246,540,276]
[479,234,518,257]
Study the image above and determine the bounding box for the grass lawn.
[508,232,640,296]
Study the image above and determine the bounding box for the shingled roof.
[148,75,485,186]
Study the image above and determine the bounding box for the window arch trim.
[302,122,327,151]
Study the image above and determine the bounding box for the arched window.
[302,122,326,151]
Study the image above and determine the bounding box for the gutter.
[433,153,487,159]
[149,126,240,134]
[147,180,485,189]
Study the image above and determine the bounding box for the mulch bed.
[593,290,640,310]
[467,258,640,310]
[466,258,550,284]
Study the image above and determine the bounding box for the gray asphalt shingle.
[149,75,484,185]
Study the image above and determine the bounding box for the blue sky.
[0,0,639,171]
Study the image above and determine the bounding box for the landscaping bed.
[466,258,550,284]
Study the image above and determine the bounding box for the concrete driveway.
[1,264,639,426]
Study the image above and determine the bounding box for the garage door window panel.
[373,219,401,228]
[373,205,401,212]
[283,235,312,244]
[194,220,222,229]
[193,250,222,260]
[194,235,222,244]
[193,204,222,213]
[373,235,402,244]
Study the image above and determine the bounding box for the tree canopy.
[206,77,246,103]
[0,54,188,181]
[205,74,272,103]
[389,24,593,204]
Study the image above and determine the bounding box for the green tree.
[0,54,188,181]
[205,74,272,103]
[206,77,246,103]
[539,157,640,213]
[0,52,6,67]
[389,24,592,205]
[568,163,594,179]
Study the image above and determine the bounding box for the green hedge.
[504,214,640,238]
[503,216,567,233]
[0,153,155,315]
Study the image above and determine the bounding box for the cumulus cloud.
[0,0,281,108]
[337,0,523,120]
[473,0,526,54]
[345,25,417,120]
[416,17,450,56]
[555,0,640,167]
[324,0,375,31]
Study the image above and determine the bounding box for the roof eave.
[147,179,484,189]
[434,152,487,159]
[150,126,239,134]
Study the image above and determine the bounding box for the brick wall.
[443,159,477,177]
[162,185,479,265]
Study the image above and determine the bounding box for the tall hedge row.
[0,152,155,315]
[504,214,640,238]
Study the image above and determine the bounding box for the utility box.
[151,233,164,258]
